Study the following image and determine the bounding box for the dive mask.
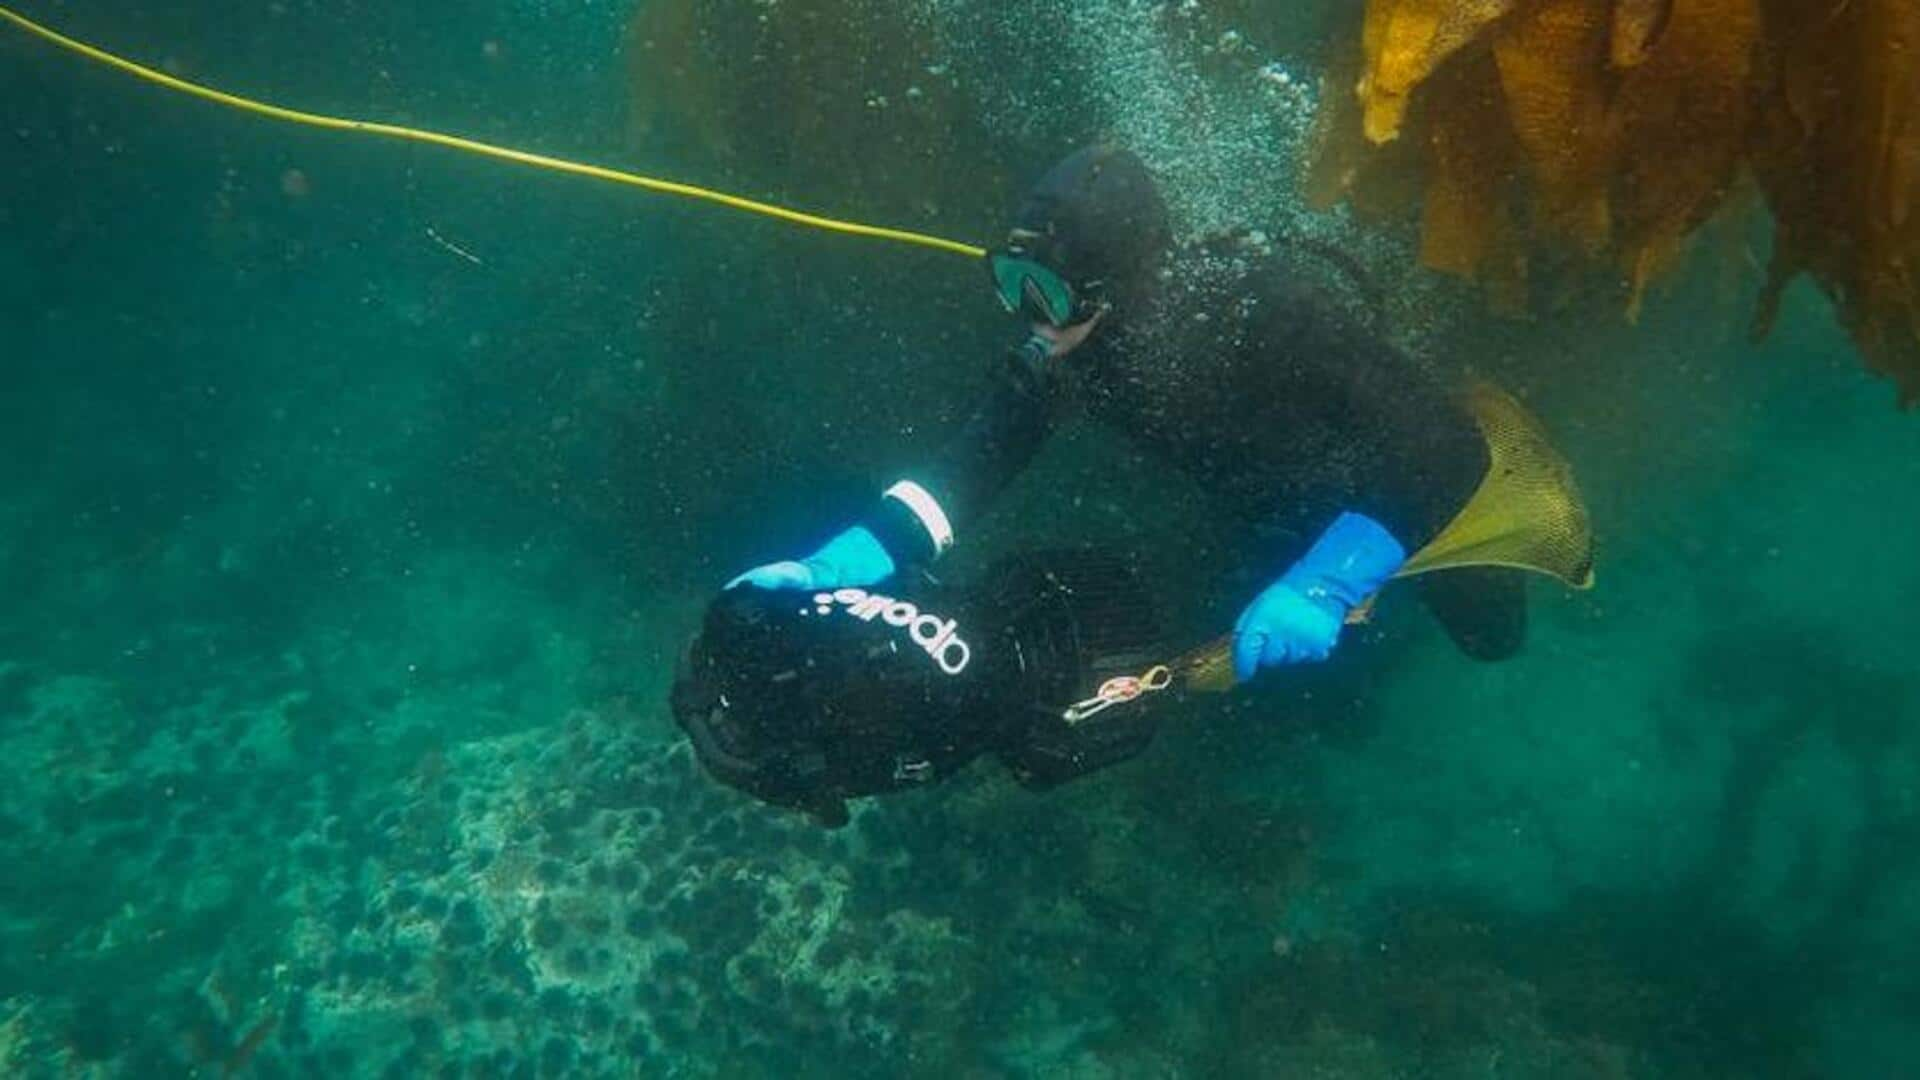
[987,250,1083,328]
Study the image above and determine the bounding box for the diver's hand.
[1231,512,1407,682]
[1032,306,1107,358]
[726,525,897,592]
[1233,582,1344,678]
[726,560,817,591]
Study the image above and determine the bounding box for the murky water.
[3,2,1916,1076]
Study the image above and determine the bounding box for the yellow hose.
[0,5,989,260]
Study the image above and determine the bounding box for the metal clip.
[1062,665,1173,725]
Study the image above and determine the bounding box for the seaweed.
[222,1014,278,1076]
[182,998,278,1077]
[1312,0,1920,404]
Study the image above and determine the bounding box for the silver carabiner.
[1062,666,1172,726]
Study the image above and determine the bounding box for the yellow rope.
[0,5,990,260]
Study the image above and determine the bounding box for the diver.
[674,145,1544,824]
[729,144,1525,673]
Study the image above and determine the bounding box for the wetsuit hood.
[1009,145,1171,310]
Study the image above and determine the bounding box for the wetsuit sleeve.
[859,354,1060,568]
[1250,274,1487,551]
[1335,344,1487,550]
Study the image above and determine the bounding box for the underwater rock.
[0,640,1730,1075]
[0,1001,46,1075]
[270,710,981,1075]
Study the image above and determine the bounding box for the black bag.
[672,549,1169,824]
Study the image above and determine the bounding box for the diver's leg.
[1416,567,1527,662]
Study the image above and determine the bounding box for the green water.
[3,3,1917,1077]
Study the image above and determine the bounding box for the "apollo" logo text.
[808,589,972,675]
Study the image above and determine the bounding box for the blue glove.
[1233,512,1407,681]
[726,525,897,591]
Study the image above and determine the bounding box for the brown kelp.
[1310,0,1920,405]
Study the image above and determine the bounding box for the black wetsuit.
[866,233,1527,661]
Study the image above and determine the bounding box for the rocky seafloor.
[1,613,1838,1079]
[0,629,1680,1080]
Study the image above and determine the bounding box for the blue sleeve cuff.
[1281,511,1407,612]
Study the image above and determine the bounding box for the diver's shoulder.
[1149,230,1287,316]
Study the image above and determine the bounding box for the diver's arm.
[858,348,1060,570]
[1231,280,1470,678]
[1331,341,1488,551]
[1252,271,1476,544]
[728,350,1059,591]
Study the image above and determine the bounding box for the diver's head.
[986,145,1171,346]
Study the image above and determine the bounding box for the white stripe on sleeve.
[883,479,955,557]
